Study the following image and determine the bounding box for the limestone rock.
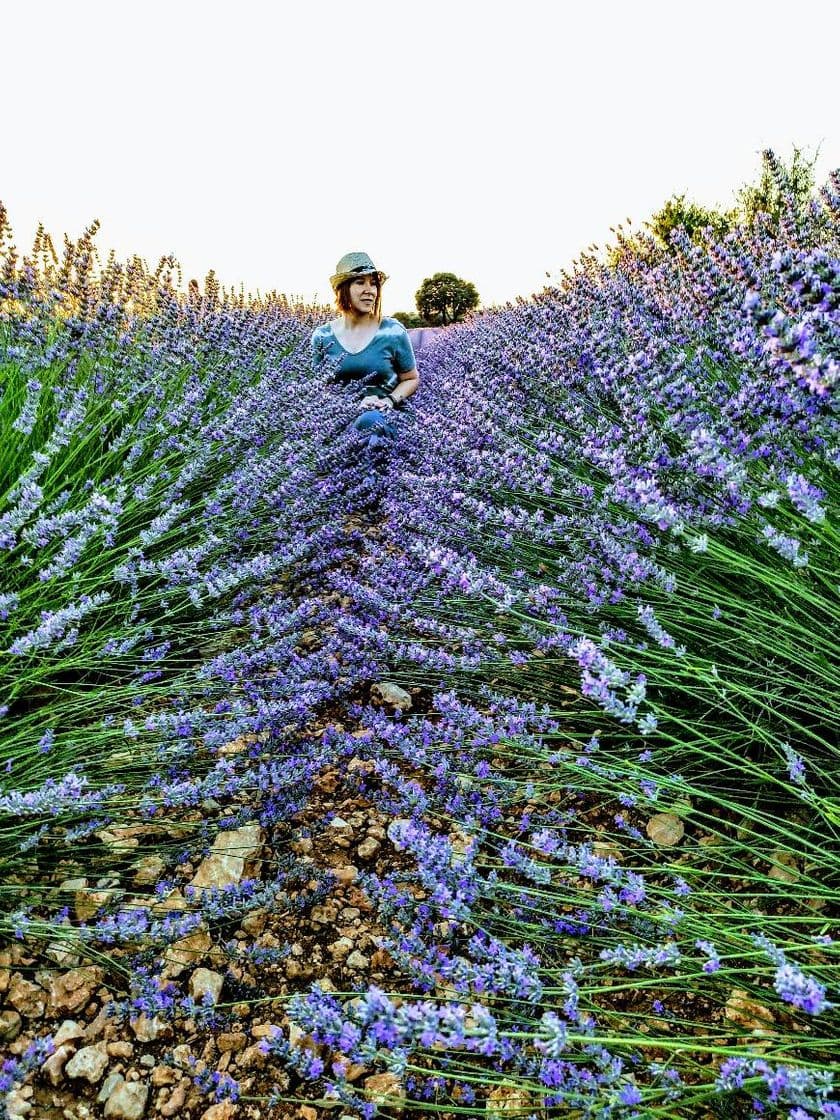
[74,885,118,922]
[217,1031,247,1053]
[107,1041,134,1059]
[364,1072,404,1109]
[130,1014,167,1042]
[768,850,800,883]
[97,1072,125,1103]
[49,965,104,1015]
[159,1079,189,1117]
[4,1089,32,1118]
[347,950,370,971]
[189,967,225,1005]
[645,812,685,847]
[131,854,166,886]
[104,1080,149,1119]
[356,837,380,860]
[240,908,267,936]
[328,937,353,960]
[42,1043,74,1087]
[0,1009,22,1040]
[162,925,213,978]
[53,1019,86,1047]
[725,989,776,1033]
[190,824,263,893]
[44,939,81,968]
[7,974,46,1018]
[487,1082,536,1117]
[371,681,412,711]
[199,1102,237,1120]
[65,1040,109,1083]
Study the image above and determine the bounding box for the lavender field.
[1,155,838,1120]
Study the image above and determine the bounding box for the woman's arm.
[388,368,419,404]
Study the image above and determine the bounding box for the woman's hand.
[359,394,394,410]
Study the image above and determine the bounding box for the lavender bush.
[1,152,838,1119]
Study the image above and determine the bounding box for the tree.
[646,194,735,250]
[415,272,479,326]
[392,310,428,328]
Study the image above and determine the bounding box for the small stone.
[190,824,263,894]
[107,1041,134,1059]
[4,1089,32,1117]
[299,1107,318,1120]
[217,1032,246,1053]
[50,966,104,1016]
[645,812,685,847]
[310,902,339,925]
[97,1072,125,1103]
[130,1015,165,1043]
[54,1019,86,1047]
[364,1071,404,1108]
[7,974,46,1018]
[150,1065,178,1087]
[83,1002,119,1042]
[159,1080,188,1117]
[0,1009,22,1041]
[103,1081,149,1119]
[131,855,166,887]
[74,887,117,922]
[235,1044,267,1070]
[328,937,353,960]
[486,1081,534,1117]
[162,926,213,978]
[725,989,776,1033]
[356,837,380,860]
[65,1041,109,1083]
[139,1054,156,1068]
[199,1102,237,1120]
[332,865,358,885]
[768,850,800,883]
[240,908,267,936]
[45,940,81,968]
[370,681,412,711]
[189,967,225,1005]
[42,1044,74,1087]
[346,950,369,971]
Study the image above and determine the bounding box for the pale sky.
[3,0,839,314]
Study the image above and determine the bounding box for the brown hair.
[334,274,382,322]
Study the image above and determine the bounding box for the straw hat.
[330,251,388,291]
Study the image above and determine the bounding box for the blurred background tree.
[415,272,480,325]
[393,310,428,328]
[646,194,735,248]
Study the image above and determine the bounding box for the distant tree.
[393,310,428,328]
[646,194,735,249]
[415,272,479,326]
[736,147,818,228]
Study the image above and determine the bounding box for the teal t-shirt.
[310,317,416,389]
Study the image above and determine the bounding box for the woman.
[311,252,419,445]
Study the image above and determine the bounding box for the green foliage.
[737,146,818,228]
[415,271,479,326]
[647,193,736,249]
[392,310,428,328]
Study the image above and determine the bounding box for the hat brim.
[330,269,388,291]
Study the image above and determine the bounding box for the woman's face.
[348,273,379,316]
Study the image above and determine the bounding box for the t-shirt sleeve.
[392,324,417,374]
